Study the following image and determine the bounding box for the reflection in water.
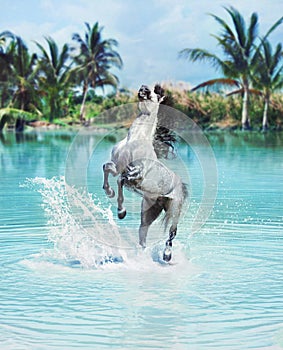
[206,130,283,148]
[0,131,75,179]
[0,130,74,145]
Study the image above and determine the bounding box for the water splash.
[22,176,192,271]
[24,176,129,269]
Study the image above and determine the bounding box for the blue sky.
[1,0,282,91]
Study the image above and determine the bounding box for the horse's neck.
[127,102,159,142]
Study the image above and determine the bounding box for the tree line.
[0,7,282,133]
[179,7,283,131]
[0,22,122,131]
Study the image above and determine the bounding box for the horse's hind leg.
[163,225,177,262]
[139,197,163,248]
[117,177,126,219]
[102,162,117,198]
[163,198,181,262]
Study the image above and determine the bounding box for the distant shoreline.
[2,116,283,135]
[19,121,283,134]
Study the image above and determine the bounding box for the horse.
[102,84,187,262]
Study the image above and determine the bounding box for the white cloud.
[1,0,282,90]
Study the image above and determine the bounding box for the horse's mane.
[153,84,177,159]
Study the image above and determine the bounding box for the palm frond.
[270,43,283,73]
[46,37,59,69]
[209,13,235,41]
[271,65,283,89]
[262,40,272,68]
[225,6,247,48]
[179,48,220,65]
[84,22,91,33]
[0,107,38,131]
[35,41,50,62]
[192,78,240,92]
[246,12,259,55]
[57,43,69,75]
[263,16,283,41]
[0,107,35,119]
[226,88,262,96]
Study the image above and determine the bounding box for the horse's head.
[138,85,151,101]
[138,84,165,104]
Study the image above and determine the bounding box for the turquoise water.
[0,130,283,349]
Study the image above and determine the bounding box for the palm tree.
[0,31,15,108]
[8,36,41,130]
[0,32,41,131]
[9,37,39,109]
[252,39,283,131]
[179,7,283,130]
[71,22,123,121]
[35,37,71,121]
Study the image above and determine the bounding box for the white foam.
[23,177,195,273]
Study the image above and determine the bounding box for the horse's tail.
[163,181,188,229]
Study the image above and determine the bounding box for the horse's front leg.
[117,177,126,219]
[102,162,117,198]
[163,225,177,262]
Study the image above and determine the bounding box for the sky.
[0,0,282,92]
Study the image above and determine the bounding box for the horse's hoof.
[107,188,115,198]
[163,247,172,262]
[118,208,126,219]
[103,186,115,198]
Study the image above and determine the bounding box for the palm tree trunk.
[241,84,250,130]
[262,95,270,132]
[80,82,88,123]
[16,88,25,132]
[1,88,8,108]
[50,96,56,122]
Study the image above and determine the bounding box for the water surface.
[0,130,283,349]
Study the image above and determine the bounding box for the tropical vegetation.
[0,22,122,131]
[252,40,283,130]
[35,37,71,122]
[71,22,123,122]
[0,8,282,133]
[179,6,283,131]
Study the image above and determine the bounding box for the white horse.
[102,85,187,261]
